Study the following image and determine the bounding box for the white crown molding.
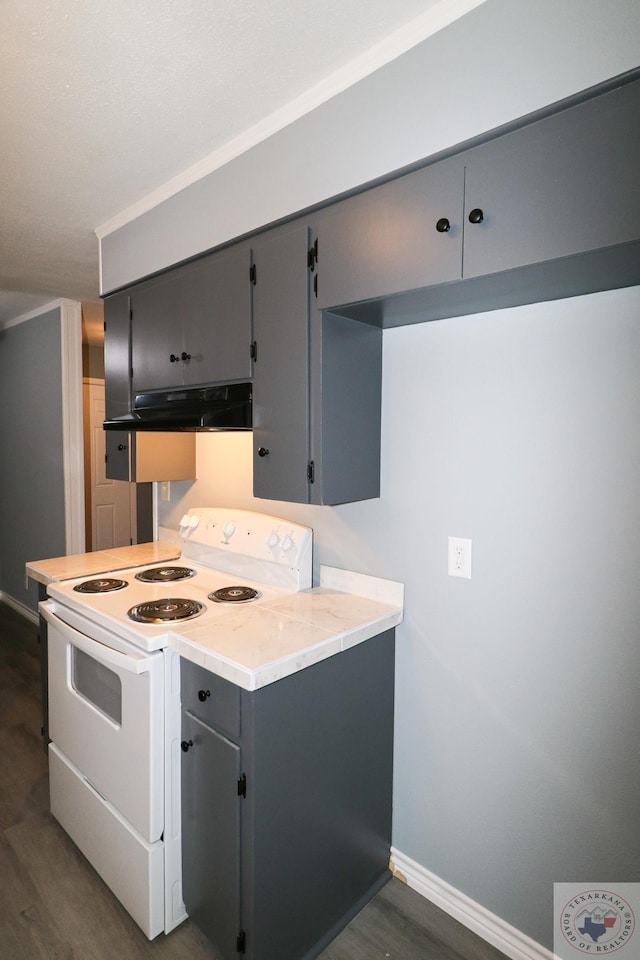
[0,298,66,331]
[390,847,556,960]
[95,0,487,240]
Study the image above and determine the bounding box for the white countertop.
[26,542,181,586]
[171,565,404,691]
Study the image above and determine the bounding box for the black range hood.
[103,383,252,432]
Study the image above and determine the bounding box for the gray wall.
[158,286,640,949]
[0,308,67,611]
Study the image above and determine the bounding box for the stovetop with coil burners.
[46,508,313,652]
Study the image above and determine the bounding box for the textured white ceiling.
[0,0,475,324]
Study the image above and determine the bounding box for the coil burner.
[127,598,204,624]
[209,585,261,604]
[135,566,197,583]
[73,578,128,593]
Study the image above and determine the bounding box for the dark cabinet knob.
[181,739,193,752]
[257,447,270,458]
[181,351,191,361]
[435,217,450,233]
[198,689,210,702]
[117,443,127,451]
[170,353,178,362]
[468,208,484,224]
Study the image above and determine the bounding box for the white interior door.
[84,379,135,549]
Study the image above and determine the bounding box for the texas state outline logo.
[554,885,637,957]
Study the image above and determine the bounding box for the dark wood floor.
[0,601,508,960]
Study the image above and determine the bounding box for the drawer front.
[180,658,240,738]
[49,744,165,939]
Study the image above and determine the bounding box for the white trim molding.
[0,592,39,626]
[390,848,556,960]
[60,299,85,555]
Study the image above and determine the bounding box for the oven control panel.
[178,507,313,587]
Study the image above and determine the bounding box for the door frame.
[61,299,86,554]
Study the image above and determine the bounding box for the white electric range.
[40,508,312,939]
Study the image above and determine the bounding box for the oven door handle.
[40,602,155,675]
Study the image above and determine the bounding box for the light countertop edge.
[171,564,404,692]
[25,542,181,586]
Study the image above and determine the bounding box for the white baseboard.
[390,847,556,960]
[0,591,39,625]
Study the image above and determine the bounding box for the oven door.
[41,600,164,842]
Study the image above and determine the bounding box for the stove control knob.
[267,530,280,549]
[223,521,236,540]
[282,534,294,554]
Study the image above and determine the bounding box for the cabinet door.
[180,246,252,388]
[252,225,311,504]
[181,712,241,960]
[316,156,464,309]
[104,431,132,481]
[131,272,184,394]
[103,293,131,420]
[463,78,640,279]
[131,248,253,396]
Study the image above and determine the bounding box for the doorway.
[83,378,136,550]
[81,302,149,550]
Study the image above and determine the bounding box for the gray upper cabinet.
[252,223,383,505]
[316,156,465,310]
[102,72,640,504]
[104,430,196,482]
[251,224,312,504]
[130,245,252,396]
[104,291,131,421]
[326,74,640,328]
[309,309,382,505]
[462,78,640,279]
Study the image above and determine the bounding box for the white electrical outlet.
[448,537,472,579]
[160,481,171,502]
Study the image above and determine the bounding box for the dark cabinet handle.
[117,443,127,451]
[170,353,179,362]
[257,447,270,458]
[198,689,210,702]
[435,217,450,233]
[181,740,193,752]
[181,351,191,361]
[468,208,484,224]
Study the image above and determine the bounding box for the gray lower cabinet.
[180,629,395,960]
[181,712,241,960]
[130,244,253,396]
